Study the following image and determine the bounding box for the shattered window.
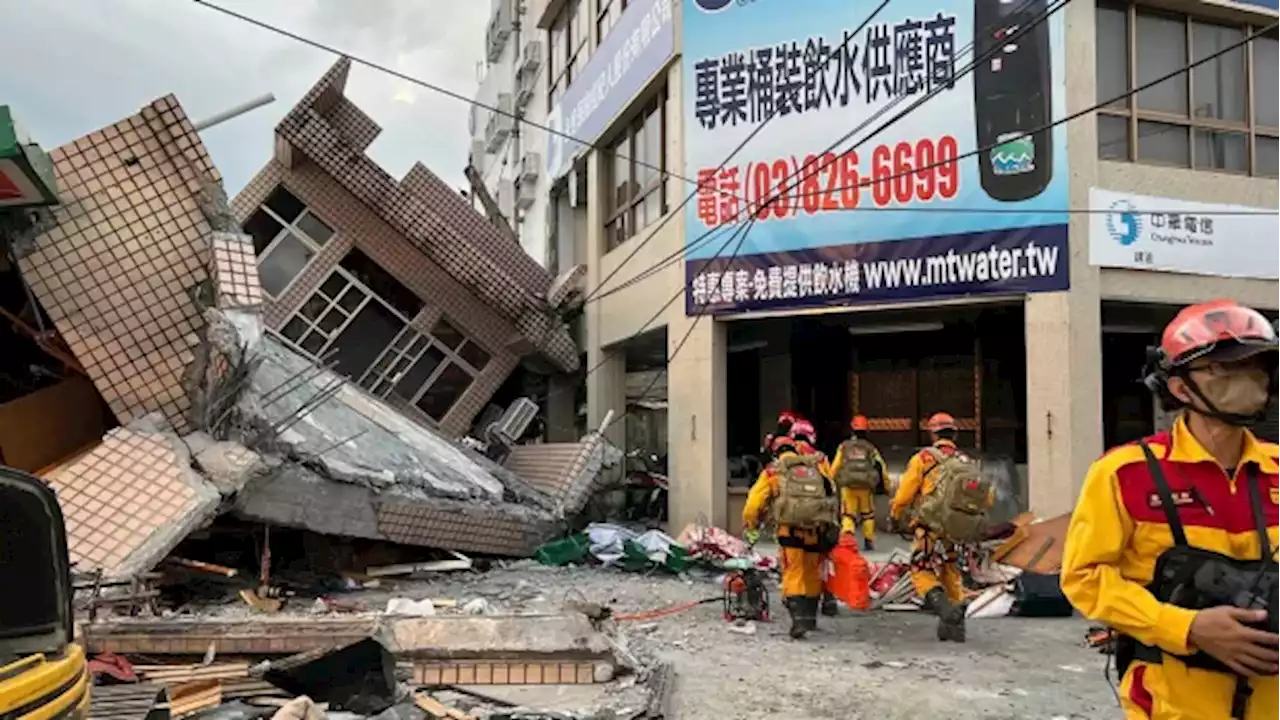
[258,233,314,297]
[339,248,423,320]
[249,186,341,297]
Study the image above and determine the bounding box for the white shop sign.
[1089,188,1278,280]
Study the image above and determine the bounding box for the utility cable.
[586,0,1068,303]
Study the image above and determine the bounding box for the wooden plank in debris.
[412,692,476,720]
[992,513,1071,574]
[366,551,472,578]
[164,680,223,719]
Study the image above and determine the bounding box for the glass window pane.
[415,362,475,421]
[1096,4,1129,108]
[1258,136,1279,177]
[1191,22,1246,123]
[244,209,283,255]
[258,233,314,297]
[393,329,414,351]
[611,136,631,213]
[296,211,335,245]
[339,248,423,320]
[1254,34,1278,128]
[299,295,327,320]
[458,341,491,371]
[329,301,407,383]
[318,309,347,333]
[396,347,445,403]
[320,273,347,299]
[338,286,366,312]
[1136,12,1188,115]
[264,186,306,223]
[1193,129,1248,172]
[431,318,466,350]
[409,336,429,356]
[1098,115,1131,160]
[300,331,326,355]
[643,187,663,230]
[1137,121,1190,166]
[282,316,308,341]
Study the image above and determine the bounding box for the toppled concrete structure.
[192,306,618,557]
[47,423,220,580]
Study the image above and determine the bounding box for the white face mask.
[1194,368,1271,419]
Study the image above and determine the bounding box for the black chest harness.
[1115,443,1278,719]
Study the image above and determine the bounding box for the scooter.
[623,449,669,524]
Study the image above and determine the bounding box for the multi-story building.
[521,0,1278,534]
[234,57,580,440]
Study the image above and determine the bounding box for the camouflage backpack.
[914,447,990,543]
[772,453,838,529]
[834,439,880,490]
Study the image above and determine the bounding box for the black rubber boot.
[926,588,967,642]
[863,538,875,552]
[787,597,815,639]
[820,592,839,617]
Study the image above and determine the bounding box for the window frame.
[604,89,670,252]
[250,190,337,299]
[358,317,491,423]
[548,0,589,113]
[596,0,628,42]
[1095,1,1278,177]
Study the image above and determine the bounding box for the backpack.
[772,453,838,529]
[834,439,880,490]
[914,447,990,542]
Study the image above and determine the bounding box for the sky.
[2,0,491,194]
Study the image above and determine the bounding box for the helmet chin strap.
[1181,374,1272,427]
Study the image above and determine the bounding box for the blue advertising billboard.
[682,0,1070,315]
[546,0,675,181]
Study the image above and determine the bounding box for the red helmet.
[850,415,870,432]
[771,434,796,452]
[1157,300,1277,368]
[926,412,957,432]
[790,418,816,440]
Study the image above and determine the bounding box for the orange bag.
[824,535,871,610]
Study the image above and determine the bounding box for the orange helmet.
[851,415,870,432]
[1157,299,1277,368]
[771,434,796,453]
[926,412,957,432]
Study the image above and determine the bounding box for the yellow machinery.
[0,466,89,720]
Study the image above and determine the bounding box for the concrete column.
[666,314,728,532]
[1021,0,1105,518]
[583,140,628,447]
[545,374,579,441]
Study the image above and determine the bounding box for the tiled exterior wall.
[233,160,522,437]
[19,95,218,431]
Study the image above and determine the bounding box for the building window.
[1095,2,1278,176]
[548,0,588,111]
[361,317,493,422]
[597,0,627,42]
[243,186,336,297]
[605,90,668,252]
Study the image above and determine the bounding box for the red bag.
[870,562,905,596]
[824,535,870,610]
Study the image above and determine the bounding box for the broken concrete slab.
[48,423,220,580]
[381,613,613,662]
[82,616,380,656]
[183,431,272,497]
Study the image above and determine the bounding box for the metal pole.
[193,93,277,132]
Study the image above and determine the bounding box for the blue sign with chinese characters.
[681,0,1071,315]
[546,0,675,181]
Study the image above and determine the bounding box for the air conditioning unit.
[484,94,514,152]
[518,40,543,79]
[485,0,515,62]
[518,152,540,185]
[516,180,537,210]
[515,73,535,111]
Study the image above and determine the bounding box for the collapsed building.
[2,58,616,586]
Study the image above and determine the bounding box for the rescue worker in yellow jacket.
[890,412,981,642]
[1060,300,1279,720]
[743,433,840,639]
[788,418,842,617]
[830,414,889,552]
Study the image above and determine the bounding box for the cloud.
[1,0,489,194]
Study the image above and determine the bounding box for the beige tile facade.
[18,95,219,432]
[231,58,579,438]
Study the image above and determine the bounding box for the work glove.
[743,528,761,547]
